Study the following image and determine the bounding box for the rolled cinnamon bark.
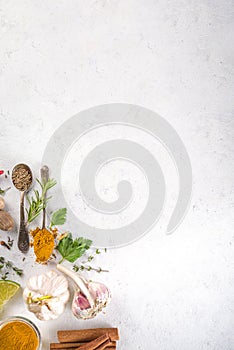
[95,340,112,350]
[76,335,109,350]
[58,328,119,343]
[50,342,116,349]
[50,344,79,349]
[50,348,116,350]
[50,344,78,349]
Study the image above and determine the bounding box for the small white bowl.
[0,316,41,350]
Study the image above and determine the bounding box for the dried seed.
[12,166,32,191]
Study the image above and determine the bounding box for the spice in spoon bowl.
[12,163,33,253]
[12,164,32,192]
[0,316,41,350]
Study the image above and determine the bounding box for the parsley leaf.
[57,233,92,263]
[50,208,67,227]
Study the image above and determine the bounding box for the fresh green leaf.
[57,233,92,263]
[50,208,67,227]
[57,233,73,259]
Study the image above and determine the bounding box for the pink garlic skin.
[72,281,111,320]
[74,292,91,311]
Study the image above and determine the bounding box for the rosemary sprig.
[26,190,44,223]
[26,178,56,223]
[0,256,23,280]
[36,178,57,201]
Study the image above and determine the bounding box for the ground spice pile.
[31,227,55,263]
[0,320,39,350]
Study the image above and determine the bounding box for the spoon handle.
[41,165,49,228]
[18,191,29,253]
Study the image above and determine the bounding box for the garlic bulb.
[57,264,111,320]
[23,270,70,321]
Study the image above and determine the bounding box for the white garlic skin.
[23,270,70,321]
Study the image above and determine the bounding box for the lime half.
[0,280,20,312]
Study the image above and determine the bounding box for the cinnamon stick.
[76,335,109,350]
[50,344,79,349]
[50,348,116,350]
[95,340,112,350]
[50,342,116,349]
[58,328,119,343]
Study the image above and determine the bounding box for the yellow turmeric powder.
[31,227,55,263]
[0,320,39,350]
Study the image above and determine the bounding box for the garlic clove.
[75,292,91,310]
[88,281,111,301]
[57,264,94,308]
[46,272,69,298]
[36,275,46,291]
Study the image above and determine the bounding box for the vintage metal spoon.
[40,165,49,228]
[12,163,33,253]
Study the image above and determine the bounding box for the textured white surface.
[0,1,234,349]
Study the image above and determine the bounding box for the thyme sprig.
[73,248,109,274]
[0,256,23,280]
[73,264,109,273]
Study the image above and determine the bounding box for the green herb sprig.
[73,264,109,273]
[0,256,23,280]
[26,178,56,223]
[73,248,109,273]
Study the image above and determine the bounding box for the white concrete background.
[0,1,234,349]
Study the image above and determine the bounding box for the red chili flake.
[0,170,4,175]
